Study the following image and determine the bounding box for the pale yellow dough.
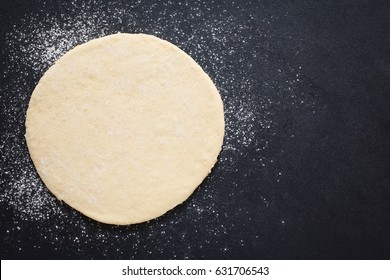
[25,33,224,225]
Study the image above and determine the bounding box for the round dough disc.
[25,33,224,225]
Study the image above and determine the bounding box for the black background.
[1,0,390,259]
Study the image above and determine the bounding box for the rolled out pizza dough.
[25,33,224,225]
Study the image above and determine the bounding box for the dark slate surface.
[0,0,389,259]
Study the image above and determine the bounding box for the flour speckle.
[1,167,64,221]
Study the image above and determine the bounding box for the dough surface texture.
[25,33,224,225]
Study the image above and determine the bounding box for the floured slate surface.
[1,0,390,259]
